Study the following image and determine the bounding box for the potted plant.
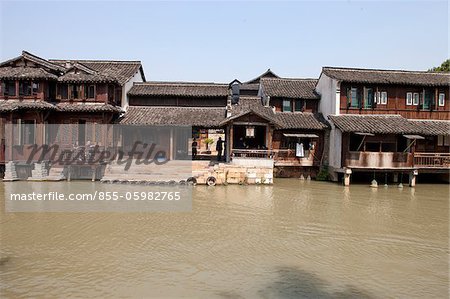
[204,138,214,154]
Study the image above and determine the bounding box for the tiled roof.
[223,96,281,126]
[57,72,118,84]
[0,100,121,113]
[0,100,57,112]
[329,114,414,134]
[322,67,450,86]
[128,82,229,97]
[408,119,450,136]
[221,97,328,130]
[261,78,319,99]
[50,60,144,85]
[275,112,329,130]
[120,106,226,127]
[21,51,66,72]
[0,67,58,80]
[239,83,260,91]
[56,103,121,113]
[245,69,280,84]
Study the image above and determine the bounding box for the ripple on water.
[0,180,448,298]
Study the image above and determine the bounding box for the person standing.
[192,138,198,160]
[216,137,224,161]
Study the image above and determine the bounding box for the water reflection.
[259,267,374,299]
[0,180,448,298]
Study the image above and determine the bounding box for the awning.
[354,132,375,136]
[283,133,319,138]
[403,134,425,140]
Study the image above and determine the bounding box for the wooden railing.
[345,152,413,168]
[231,149,318,166]
[413,152,450,168]
[232,149,273,159]
[272,149,317,166]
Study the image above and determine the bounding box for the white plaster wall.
[316,74,340,118]
[329,126,342,170]
[232,158,274,168]
[316,73,343,173]
[121,71,144,111]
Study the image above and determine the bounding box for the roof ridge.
[331,114,404,117]
[20,51,65,71]
[134,81,228,85]
[408,119,450,122]
[262,77,318,81]
[128,105,224,109]
[323,66,450,75]
[49,59,142,64]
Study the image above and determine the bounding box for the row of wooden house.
[0,51,448,185]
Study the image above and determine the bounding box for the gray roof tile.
[323,67,450,86]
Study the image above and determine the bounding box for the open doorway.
[233,125,267,149]
[78,120,86,146]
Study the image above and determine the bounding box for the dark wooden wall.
[339,82,450,120]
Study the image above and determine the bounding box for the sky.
[0,1,448,82]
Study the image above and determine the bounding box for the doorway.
[232,125,267,149]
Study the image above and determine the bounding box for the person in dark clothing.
[216,137,224,161]
[192,138,198,160]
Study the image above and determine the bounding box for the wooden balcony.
[413,153,450,169]
[232,149,272,159]
[231,149,318,167]
[273,149,316,166]
[345,151,450,170]
[344,151,413,169]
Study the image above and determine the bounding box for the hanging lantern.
[246,126,255,138]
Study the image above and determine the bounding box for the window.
[380,92,387,104]
[406,93,413,105]
[32,82,39,95]
[1,81,16,96]
[438,93,445,107]
[438,135,450,146]
[423,90,433,110]
[375,91,380,104]
[19,81,32,96]
[294,99,304,112]
[348,87,360,108]
[363,88,373,108]
[58,84,68,99]
[85,84,95,99]
[20,120,35,145]
[413,93,420,106]
[108,84,115,103]
[69,84,82,99]
[282,99,292,112]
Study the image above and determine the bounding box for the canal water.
[0,180,448,298]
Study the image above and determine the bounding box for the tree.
[429,59,450,72]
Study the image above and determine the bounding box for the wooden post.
[169,128,174,160]
[344,168,352,186]
[228,124,233,162]
[393,172,399,183]
[409,169,418,187]
[67,166,71,181]
[92,166,96,182]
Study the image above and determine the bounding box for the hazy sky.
[0,1,448,82]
